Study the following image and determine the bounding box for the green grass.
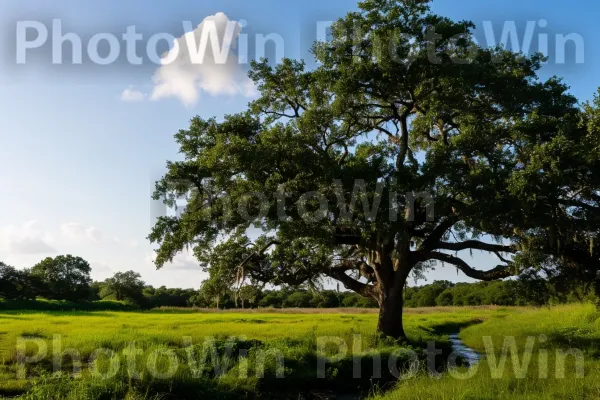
[376,304,600,400]
[1,305,599,399]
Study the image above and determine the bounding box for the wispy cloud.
[0,221,57,255]
[120,86,146,102]
[60,222,103,243]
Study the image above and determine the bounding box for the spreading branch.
[421,251,517,281]
[236,240,281,271]
[418,215,460,251]
[326,269,376,298]
[437,240,516,253]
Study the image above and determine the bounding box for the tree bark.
[377,291,406,340]
[376,270,409,340]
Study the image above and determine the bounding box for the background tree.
[237,285,262,308]
[198,277,230,309]
[30,255,92,302]
[141,286,199,308]
[282,291,313,308]
[150,0,580,339]
[259,290,287,308]
[407,280,453,307]
[0,263,46,300]
[100,271,145,303]
[310,290,341,308]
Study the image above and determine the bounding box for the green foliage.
[30,255,92,302]
[99,270,145,303]
[505,87,600,303]
[0,262,44,300]
[0,259,203,310]
[3,255,591,311]
[0,298,133,311]
[196,277,232,309]
[143,285,199,308]
[258,290,286,308]
[405,280,454,307]
[282,291,313,308]
[148,0,589,339]
[404,278,594,308]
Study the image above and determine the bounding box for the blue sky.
[0,0,597,288]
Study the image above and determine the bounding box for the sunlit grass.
[2,305,599,399]
[0,307,489,398]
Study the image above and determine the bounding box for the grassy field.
[1,305,599,399]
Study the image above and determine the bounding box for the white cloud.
[60,222,103,243]
[0,221,57,255]
[120,87,146,102]
[8,236,56,255]
[151,12,257,107]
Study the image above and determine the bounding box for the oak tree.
[150,0,579,338]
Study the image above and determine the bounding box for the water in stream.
[448,334,481,366]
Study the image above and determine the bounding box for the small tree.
[30,255,92,302]
[237,285,262,308]
[100,271,145,303]
[199,277,230,309]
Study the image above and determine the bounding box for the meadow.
[0,305,599,399]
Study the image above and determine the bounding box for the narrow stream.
[448,334,481,366]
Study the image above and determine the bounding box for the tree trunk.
[377,293,405,339]
[377,272,408,340]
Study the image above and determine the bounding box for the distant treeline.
[404,279,595,308]
[1,255,595,310]
[184,280,595,310]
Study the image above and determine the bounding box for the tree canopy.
[30,255,92,302]
[100,271,146,302]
